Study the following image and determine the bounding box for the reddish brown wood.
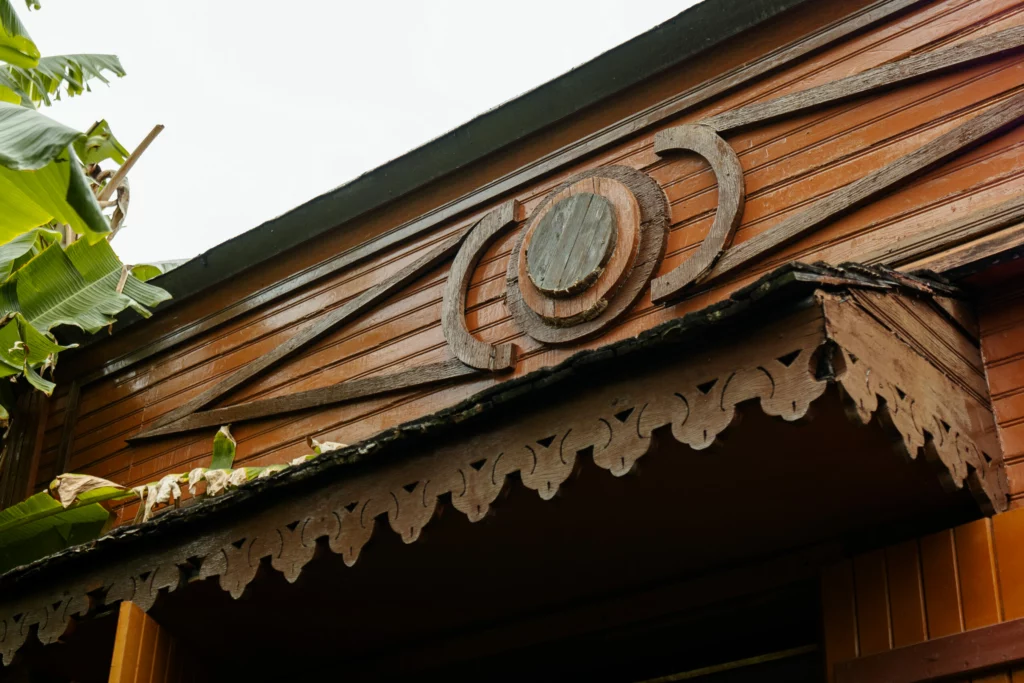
[506,166,667,344]
[132,359,482,440]
[703,90,1024,288]
[834,616,1024,683]
[143,228,469,434]
[649,124,745,303]
[705,25,1024,133]
[441,201,520,371]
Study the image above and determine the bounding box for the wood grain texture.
[132,359,482,440]
[506,166,667,344]
[704,24,1024,133]
[835,617,1024,683]
[143,228,469,435]
[855,549,894,656]
[887,540,928,648]
[703,89,1024,287]
[993,508,1024,620]
[109,601,145,683]
[441,200,519,371]
[920,529,966,639]
[526,192,615,296]
[649,124,745,303]
[955,519,1003,630]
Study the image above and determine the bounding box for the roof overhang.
[0,264,1008,666]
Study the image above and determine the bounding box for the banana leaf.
[0,0,39,69]
[7,54,125,107]
[74,118,127,165]
[0,236,170,334]
[210,425,236,470]
[0,226,58,278]
[0,491,109,574]
[0,312,73,393]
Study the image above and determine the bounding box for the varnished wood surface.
[33,0,1024,521]
[823,508,1024,683]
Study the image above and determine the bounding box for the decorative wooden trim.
[131,359,483,440]
[691,90,1024,297]
[441,201,520,371]
[821,292,1007,512]
[71,0,923,386]
[134,229,470,439]
[649,124,745,303]
[857,195,1024,269]
[1,288,1006,666]
[903,222,1024,275]
[703,25,1024,133]
[834,616,1024,683]
[506,166,668,344]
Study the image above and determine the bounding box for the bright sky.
[25,1,696,265]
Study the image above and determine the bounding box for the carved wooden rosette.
[0,290,1006,665]
[506,166,668,344]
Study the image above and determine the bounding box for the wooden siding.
[822,506,1024,682]
[38,0,1024,524]
[981,283,1024,506]
[109,601,193,683]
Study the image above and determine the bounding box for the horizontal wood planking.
[980,285,1024,504]
[823,509,1024,682]
[39,0,1024,499]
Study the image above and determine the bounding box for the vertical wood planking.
[885,540,928,647]
[109,600,183,683]
[955,519,1003,630]
[854,549,893,655]
[994,507,1024,620]
[110,601,145,683]
[920,529,965,639]
[822,560,859,683]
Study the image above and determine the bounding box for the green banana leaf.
[130,259,187,283]
[0,226,58,278]
[0,236,170,334]
[0,101,79,170]
[7,54,125,107]
[74,118,127,165]
[0,312,73,393]
[210,425,237,470]
[0,0,39,69]
[0,491,109,574]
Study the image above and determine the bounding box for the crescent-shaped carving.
[649,124,745,304]
[441,200,520,371]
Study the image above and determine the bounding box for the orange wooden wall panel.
[33,0,1024,510]
[109,601,189,683]
[980,285,1024,505]
[822,507,1024,681]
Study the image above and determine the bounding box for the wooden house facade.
[5,0,1024,679]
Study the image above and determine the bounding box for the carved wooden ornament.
[2,287,1007,666]
[506,166,668,344]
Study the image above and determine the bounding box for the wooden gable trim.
[0,284,1006,666]
[109,19,1024,449]
[65,0,924,389]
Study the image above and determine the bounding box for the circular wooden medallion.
[526,193,616,297]
[507,166,668,345]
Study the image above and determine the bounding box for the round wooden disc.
[506,166,668,345]
[525,192,616,297]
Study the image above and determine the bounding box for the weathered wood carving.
[506,166,668,343]
[441,200,521,370]
[651,25,1024,303]
[4,288,1006,665]
[648,124,744,301]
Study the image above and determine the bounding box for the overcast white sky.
[27,1,694,264]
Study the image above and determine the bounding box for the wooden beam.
[132,359,482,441]
[855,195,1024,269]
[696,91,1024,294]
[704,25,1024,132]
[834,616,1024,683]
[143,228,469,434]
